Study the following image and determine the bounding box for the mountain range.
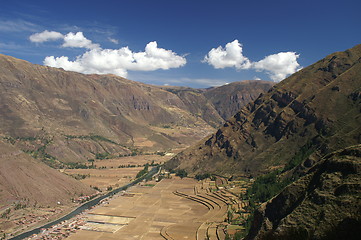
[166,44,361,178]
[0,53,272,207]
[1,43,360,239]
[0,53,273,164]
[165,44,361,239]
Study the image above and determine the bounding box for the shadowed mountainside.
[246,145,361,240]
[204,80,275,120]
[165,44,361,177]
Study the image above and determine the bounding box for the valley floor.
[3,154,251,240]
[65,177,227,240]
[24,176,248,240]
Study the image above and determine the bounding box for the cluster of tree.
[283,141,315,172]
[65,162,91,169]
[175,169,188,178]
[95,152,111,160]
[118,161,159,169]
[155,151,166,156]
[118,164,142,168]
[70,173,90,180]
[65,134,119,145]
[246,170,291,204]
[246,141,315,206]
[136,164,149,178]
[3,135,40,144]
[14,202,27,210]
[195,173,211,180]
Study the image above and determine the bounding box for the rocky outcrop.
[246,145,361,240]
[166,44,361,177]
[204,80,274,120]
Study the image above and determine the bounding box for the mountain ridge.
[0,138,94,207]
[165,44,361,177]
[0,53,273,164]
[246,144,361,240]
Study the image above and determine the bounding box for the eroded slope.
[166,44,361,177]
[246,145,361,240]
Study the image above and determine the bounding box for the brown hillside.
[246,145,361,240]
[204,80,274,120]
[0,139,94,207]
[165,44,361,177]
[0,54,217,163]
[161,86,224,128]
[0,53,272,164]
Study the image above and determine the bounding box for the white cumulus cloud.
[29,30,64,43]
[44,41,186,78]
[130,41,187,71]
[204,40,302,82]
[44,56,85,73]
[62,32,99,49]
[253,52,301,81]
[203,40,251,69]
[29,31,98,49]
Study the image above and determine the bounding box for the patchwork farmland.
[64,177,238,240]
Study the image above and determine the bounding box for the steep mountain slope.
[166,44,361,177]
[0,54,214,163]
[246,145,361,240]
[161,81,274,123]
[0,53,272,165]
[160,86,224,127]
[0,139,94,207]
[204,80,274,120]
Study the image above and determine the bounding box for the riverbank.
[8,167,159,240]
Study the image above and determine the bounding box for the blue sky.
[0,0,360,88]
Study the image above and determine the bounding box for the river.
[8,166,159,240]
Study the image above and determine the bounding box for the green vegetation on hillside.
[65,134,120,145]
[241,140,323,237]
[282,140,316,172]
[246,170,291,204]
[195,173,211,180]
[175,169,188,178]
[3,136,64,168]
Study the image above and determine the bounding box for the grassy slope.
[0,139,94,207]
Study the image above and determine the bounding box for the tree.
[175,169,188,178]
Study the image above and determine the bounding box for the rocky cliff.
[246,145,361,240]
[165,44,361,177]
[204,80,274,120]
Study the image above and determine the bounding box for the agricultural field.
[61,175,250,240]
[63,154,172,191]
[65,177,226,240]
